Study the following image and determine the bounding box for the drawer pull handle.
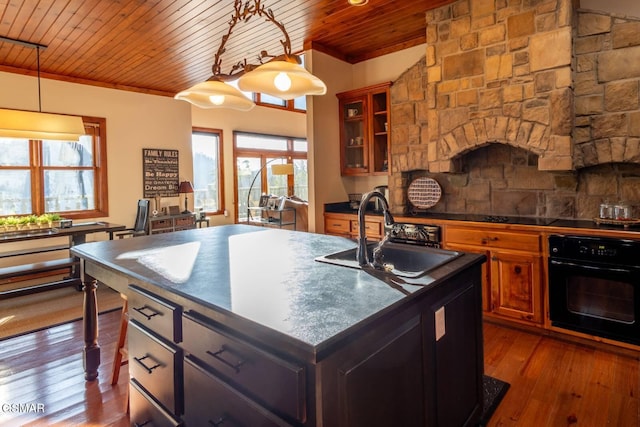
[134,421,151,427]
[133,305,160,320]
[206,347,245,373]
[209,416,226,426]
[133,355,162,374]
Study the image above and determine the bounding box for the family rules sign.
[143,148,179,198]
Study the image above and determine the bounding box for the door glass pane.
[192,132,220,212]
[43,137,94,167]
[293,159,308,200]
[237,157,261,222]
[0,170,31,215]
[44,170,95,212]
[267,158,288,197]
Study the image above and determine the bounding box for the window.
[192,128,224,215]
[227,54,308,113]
[234,132,307,223]
[0,117,108,219]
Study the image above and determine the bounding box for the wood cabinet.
[337,82,391,176]
[149,213,196,235]
[444,225,544,325]
[324,212,383,240]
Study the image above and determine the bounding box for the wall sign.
[143,148,179,198]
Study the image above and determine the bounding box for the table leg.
[81,263,100,381]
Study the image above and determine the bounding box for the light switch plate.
[435,306,445,341]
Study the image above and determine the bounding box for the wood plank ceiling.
[0,0,453,97]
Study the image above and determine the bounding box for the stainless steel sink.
[315,241,462,278]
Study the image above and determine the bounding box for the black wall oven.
[548,234,640,346]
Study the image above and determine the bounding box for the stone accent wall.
[387,3,640,217]
[416,0,574,173]
[574,11,640,167]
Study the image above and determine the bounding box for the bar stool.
[111,296,128,385]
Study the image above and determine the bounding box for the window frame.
[0,116,109,219]
[191,127,225,216]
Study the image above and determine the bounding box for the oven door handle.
[549,259,632,274]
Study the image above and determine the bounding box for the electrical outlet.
[435,306,445,341]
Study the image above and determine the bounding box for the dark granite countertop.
[71,225,483,356]
[325,202,640,233]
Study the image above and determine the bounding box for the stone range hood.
[387,0,640,219]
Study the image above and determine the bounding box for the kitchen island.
[72,225,485,426]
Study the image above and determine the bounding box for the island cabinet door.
[319,316,423,427]
[422,267,484,427]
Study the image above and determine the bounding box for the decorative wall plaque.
[142,148,179,198]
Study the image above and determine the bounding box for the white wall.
[0,71,192,239]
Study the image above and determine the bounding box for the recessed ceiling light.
[348,0,369,6]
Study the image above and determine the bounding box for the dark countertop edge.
[72,235,485,364]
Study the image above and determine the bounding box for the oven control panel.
[549,235,639,266]
[388,223,440,247]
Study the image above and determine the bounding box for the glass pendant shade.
[238,60,327,100]
[0,108,85,141]
[174,80,255,111]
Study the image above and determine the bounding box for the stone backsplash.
[399,144,640,219]
[387,1,640,218]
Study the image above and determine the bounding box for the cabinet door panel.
[491,251,543,323]
[336,318,423,427]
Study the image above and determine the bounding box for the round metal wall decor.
[407,177,442,209]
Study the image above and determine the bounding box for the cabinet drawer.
[183,312,306,423]
[150,219,172,230]
[129,320,183,415]
[325,218,351,234]
[445,228,540,252]
[175,216,195,227]
[130,378,182,427]
[351,219,382,238]
[129,285,182,343]
[184,356,293,427]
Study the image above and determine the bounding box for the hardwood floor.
[484,322,640,426]
[0,312,638,426]
[0,310,128,426]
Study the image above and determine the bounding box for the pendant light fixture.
[175,0,326,111]
[0,36,85,141]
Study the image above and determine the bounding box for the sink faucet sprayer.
[357,190,395,268]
